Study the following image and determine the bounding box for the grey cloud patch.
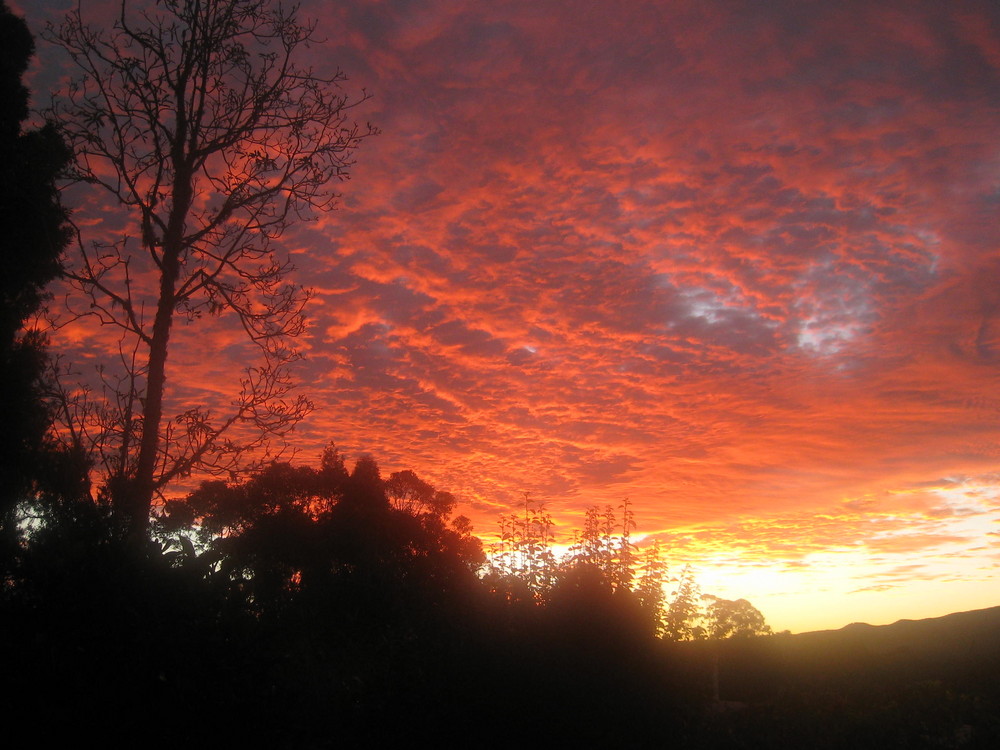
[429,319,507,358]
[577,454,641,485]
[392,179,445,212]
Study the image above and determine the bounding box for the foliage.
[568,498,636,591]
[704,595,773,639]
[157,448,484,621]
[484,496,647,608]
[0,1,88,562]
[663,564,707,641]
[13,438,990,746]
[635,539,669,635]
[485,492,559,603]
[44,0,377,539]
[485,503,775,646]
[386,468,457,518]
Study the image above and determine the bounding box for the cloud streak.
[23,0,1000,630]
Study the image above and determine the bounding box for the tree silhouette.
[0,1,82,556]
[567,500,636,592]
[386,468,457,519]
[486,493,559,604]
[44,0,376,539]
[635,539,669,635]
[704,595,772,639]
[663,563,707,641]
[159,449,484,623]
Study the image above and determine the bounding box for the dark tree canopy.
[0,1,76,553]
[156,451,485,631]
[704,595,773,639]
[0,0,70,354]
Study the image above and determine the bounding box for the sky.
[16,0,1000,633]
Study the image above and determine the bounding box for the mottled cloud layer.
[21,0,1000,629]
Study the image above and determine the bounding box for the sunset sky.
[18,0,1000,633]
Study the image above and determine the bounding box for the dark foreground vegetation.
[1,456,667,746]
[3,455,1000,748]
[672,608,1000,748]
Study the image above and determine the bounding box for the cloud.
[26,0,1000,624]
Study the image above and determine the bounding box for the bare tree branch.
[45,0,376,539]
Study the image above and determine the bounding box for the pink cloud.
[22,0,1000,623]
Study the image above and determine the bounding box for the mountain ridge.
[802,603,1000,637]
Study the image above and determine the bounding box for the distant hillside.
[673,604,1000,696]
[666,606,1000,748]
[805,603,1000,644]
[785,605,1000,681]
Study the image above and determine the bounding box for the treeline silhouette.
[482,493,773,643]
[6,451,1000,747]
[3,451,687,745]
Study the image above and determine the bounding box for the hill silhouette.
[788,606,1000,685]
[668,605,1000,748]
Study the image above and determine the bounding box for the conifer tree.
[0,0,75,551]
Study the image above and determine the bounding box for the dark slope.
[667,606,1000,748]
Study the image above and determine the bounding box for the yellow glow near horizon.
[662,482,1000,633]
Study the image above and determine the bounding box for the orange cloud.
[24,0,1000,629]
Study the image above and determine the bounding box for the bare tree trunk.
[124,170,192,540]
[46,0,375,544]
[124,250,178,540]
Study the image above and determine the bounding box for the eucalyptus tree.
[46,0,376,538]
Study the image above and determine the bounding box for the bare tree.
[45,0,376,539]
